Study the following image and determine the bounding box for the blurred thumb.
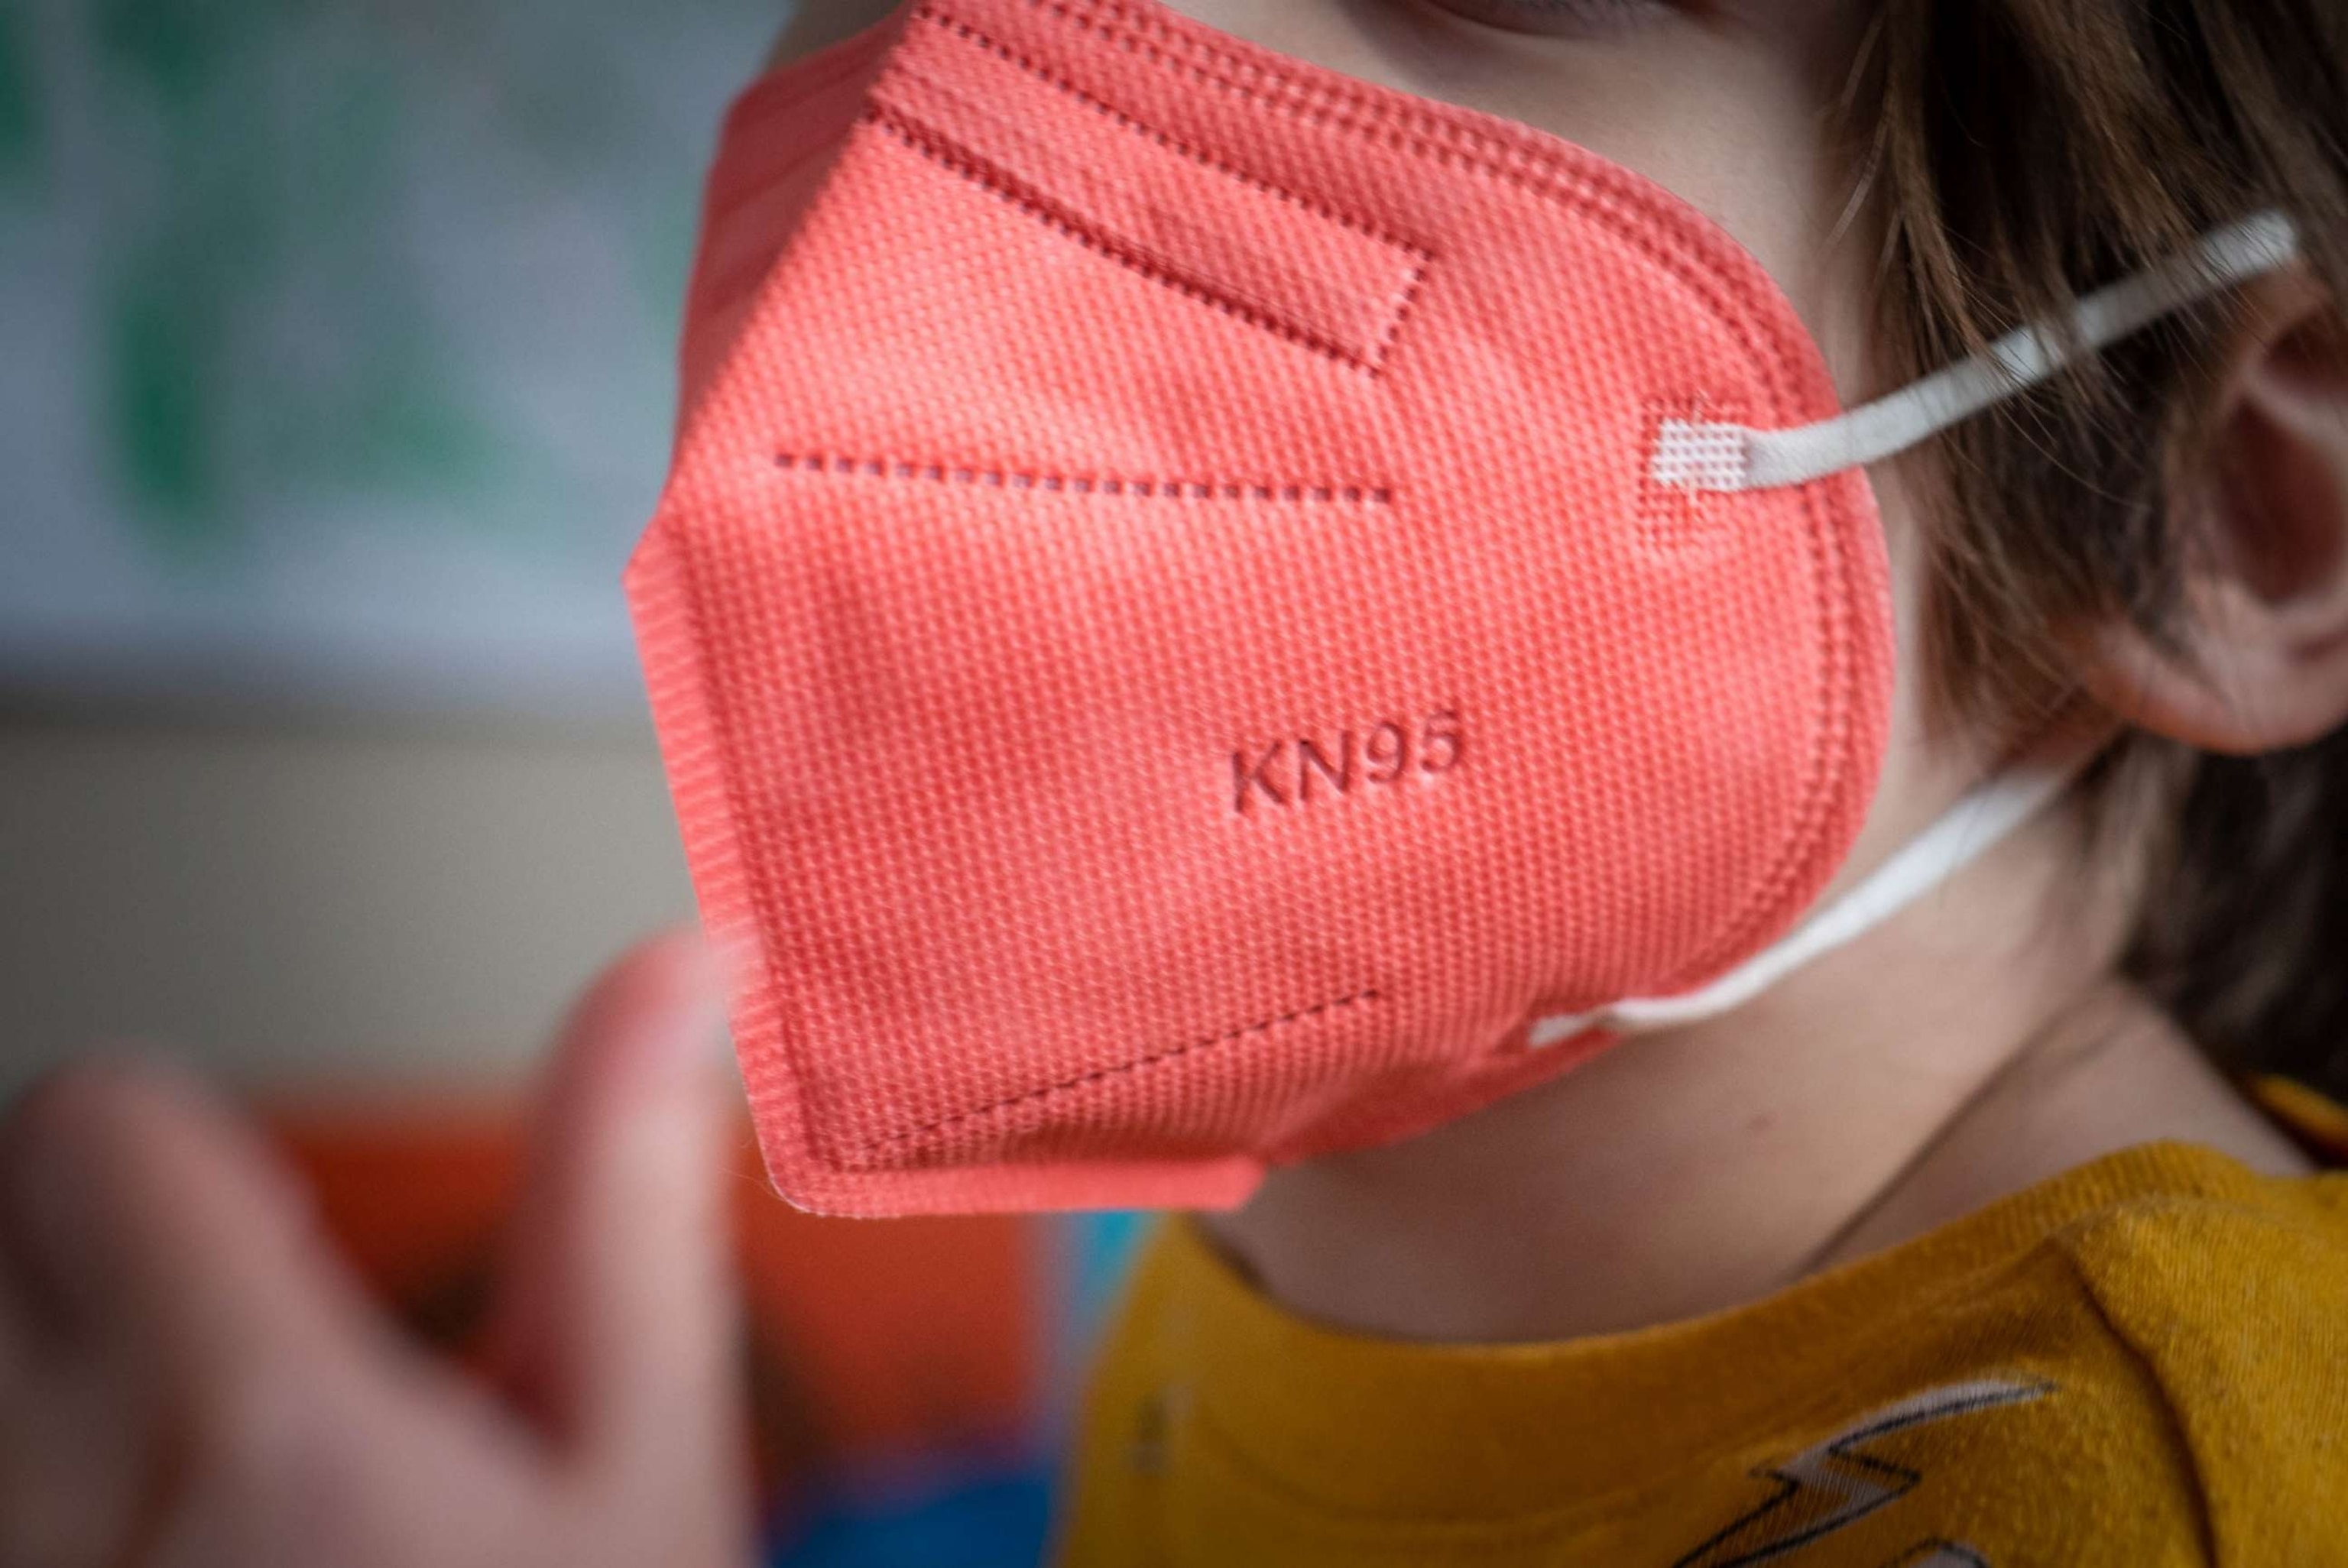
[4,1058,381,1388]
[488,930,746,1482]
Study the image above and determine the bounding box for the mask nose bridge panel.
[872,9,1433,376]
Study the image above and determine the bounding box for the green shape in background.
[106,260,224,540]
[0,4,40,184]
[90,2,512,558]
[94,0,287,109]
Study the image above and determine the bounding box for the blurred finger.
[0,1061,378,1397]
[0,1064,378,1568]
[0,1207,34,1396]
[488,931,745,1477]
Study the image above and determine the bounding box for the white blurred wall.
[0,716,696,1098]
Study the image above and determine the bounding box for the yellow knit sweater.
[1057,1089,2348,1566]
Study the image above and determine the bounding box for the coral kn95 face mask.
[628,0,2302,1216]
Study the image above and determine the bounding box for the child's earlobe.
[2080,267,2348,755]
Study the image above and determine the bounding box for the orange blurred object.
[266,1098,1042,1498]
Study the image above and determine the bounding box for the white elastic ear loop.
[1650,210,2304,494]
[1526,735,2105,1050]
[1558,212,2304,1048]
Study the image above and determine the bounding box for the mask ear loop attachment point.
[1538,212,2308,1055]
[1652,210,2304,496]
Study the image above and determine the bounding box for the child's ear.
[2080,267,2348,754]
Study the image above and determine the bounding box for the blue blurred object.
[770,1461,1057,1568]
[1065,1211,1153,1348]
[757,1213,1159,1568]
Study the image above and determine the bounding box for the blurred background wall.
[0,3,1140,1561]
[0,717,691,1093]
[0,0,752,1094]
[2,0,744,724]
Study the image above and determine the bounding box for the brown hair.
[1843,0,2348,1090]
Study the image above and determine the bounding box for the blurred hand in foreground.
[0,933,755,1568]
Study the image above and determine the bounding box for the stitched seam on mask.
[979,0,1795,365]
[948,2,1863,986]
[929,0,1827,478]
[910,6,1429,264]
[928,0,1806,452]
[775,452,1393,506]
[906,5,1432,374]
[851,988,1381,1160]
[988,0,1785,397]
[866,107,1410,375]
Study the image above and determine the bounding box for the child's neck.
[1198,802,2310,1344]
